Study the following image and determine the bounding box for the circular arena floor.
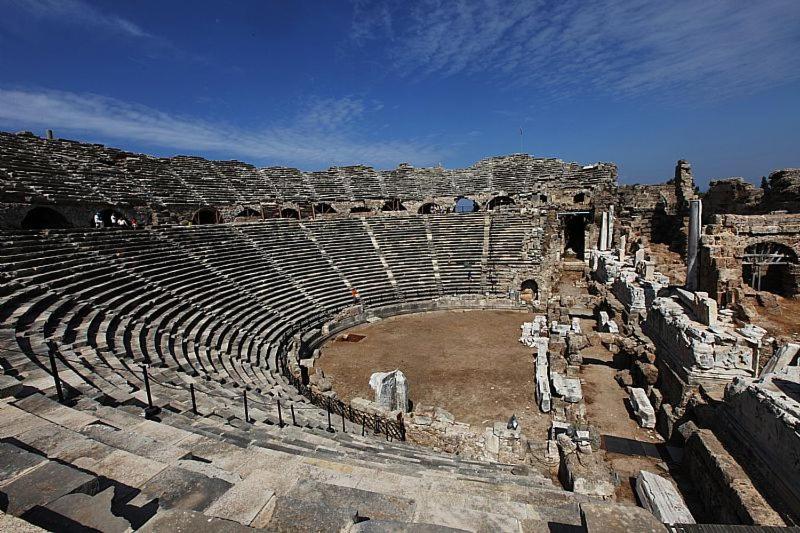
[318,309,550,437]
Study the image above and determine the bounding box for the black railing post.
[374,414,380,435]
[189,383,197,414]
[277,401,284,428]
[341,409,346,433]
[243,390,250,423]
[47,343,64,403]
[141,365,153,408]
[291,404,297,426]
[362,417,366,437]
[326,401,334,433]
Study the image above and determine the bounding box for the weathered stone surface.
[288,479,415,522]
[205,470,276,525]
[369,370,410,412]
[0,374,22,398]
[683,429,784,526]
[262,495,359,532]
[138,508,254,532]
[580,502,667,532]
[0,461,94,516]
[44,486,131,533]
[557,434,615,500]
[629,387,656,429]
[635,471,694,524]
[138,466,233,512]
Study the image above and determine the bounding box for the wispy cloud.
[351,0,800,100]
[5,0,152,38]
[0,88,443,168]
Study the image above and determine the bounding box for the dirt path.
[317,309,552,439]
[579,331,672,503]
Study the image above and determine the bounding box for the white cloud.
[0,88,443,168]
[351,0,800,99]
[6,0,152,38]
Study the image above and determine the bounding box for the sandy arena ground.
[316,309,553,439]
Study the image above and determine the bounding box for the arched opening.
[381,198,406,212]
[192,207,221,225]
[314,203,336,215]
[350,206,372,215]
[573,192,586,204]
[279,208,300,220]
[418,202,440,215]
[520,279,539,302]
[93,208,129,228]
[742,242,798,295]
[539,194,548,203]
[487,196,515,211]
[454,197,479,213]
[562,213,588,260]
[21,207,70,230]
[235,207,261,220]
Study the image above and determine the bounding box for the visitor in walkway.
[110,213,117,226]
[130,217,138,229]
[93,212,102,229]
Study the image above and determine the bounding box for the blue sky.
[0,0,799,187]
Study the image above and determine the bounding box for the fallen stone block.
[629,387,656,429]
[635,471,694,524]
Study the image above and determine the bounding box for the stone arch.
[418,202,440,215]
[742,241,798,295]
[487,195,515,210]
[280,207,301,219]
[314,202,337,215]
[235,207,261,219]
[192,207,222,225]
[93,208,129,228]
[454,197,479,213]
[520,279,539,301]
[381,198,406,212]
[573,192,586,204]
[21,206,71,230]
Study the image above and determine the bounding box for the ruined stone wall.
[683,429,785,526]
[0,130,618,228]
[703,169,800,221]
[703,178,764,221]
[723,377,800,519]
[699,213,800,303]
[616,160,696,252]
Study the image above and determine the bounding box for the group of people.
[93,211,138,229]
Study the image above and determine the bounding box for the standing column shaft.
[686,199,702,290]
[606,206,614,249]
[600,212,609,251]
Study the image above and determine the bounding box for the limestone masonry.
[1,130,800,531]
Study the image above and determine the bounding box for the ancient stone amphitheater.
[1,130,800,532]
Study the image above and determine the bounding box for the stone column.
[606,206,614,250]
[600,212,608,251]
[686,199,702,290]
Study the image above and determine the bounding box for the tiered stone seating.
[427,213,486,294]
[307,169,352,201]
[365,217,440,301]
[213,160,277,203]
[260,166,316,202]
[1,132,616,207]
[0,133,101,203]
[235,220,353,314]
[0,222,664,531]
[117,155,204,208]
[340,165,385,199]
[168,156,243,206]
[488,213,541,291]
[303,218,399,308]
